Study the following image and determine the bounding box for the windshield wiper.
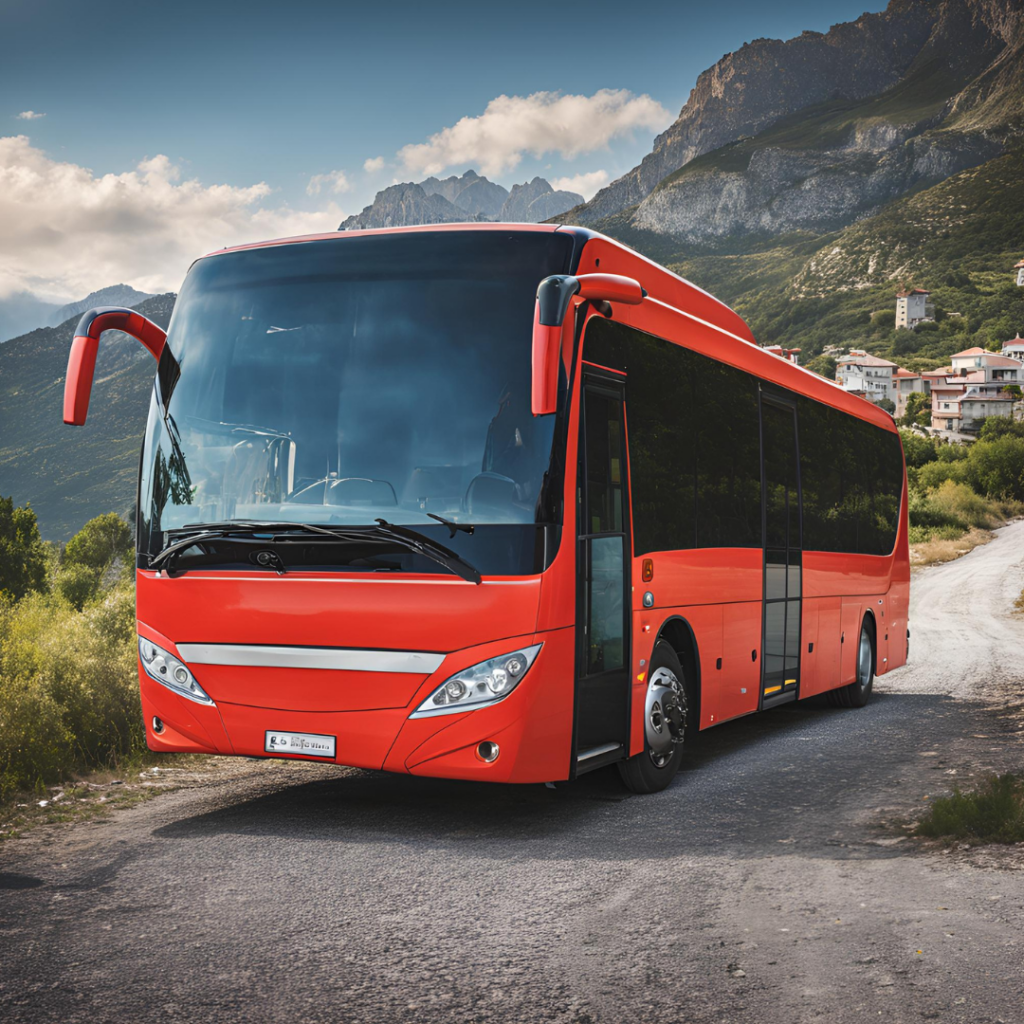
[149,521,347,573]
[426,513,475,538]
[373,519,481,585]
[149,519,482,584]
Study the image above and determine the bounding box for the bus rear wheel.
[618,640,690,794]
[827,619,875,709]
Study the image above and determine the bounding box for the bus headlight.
[138,637,214,705]
[410,644,542,718]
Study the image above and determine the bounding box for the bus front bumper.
[139,625,575,784]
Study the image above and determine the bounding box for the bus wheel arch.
[654,616,700,737]
[828,611,876,709]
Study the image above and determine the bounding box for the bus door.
[573,371,631,775]
[760,394,802,708]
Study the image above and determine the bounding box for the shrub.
[926,480,997,530]
[917,774,1024,844]
[918,459,969,490]
[0,581,142,800]
[898,429,937,468]
[53,564,103,611]
[969,436,1024,500]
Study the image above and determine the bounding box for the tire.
[827,619,875,709]
[618,640,691,794]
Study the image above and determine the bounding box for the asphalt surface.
[3,524,1024,1024]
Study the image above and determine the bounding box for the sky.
[0,0,887,301]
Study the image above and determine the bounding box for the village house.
[895,288,933,329]
[928,346,1023,432]
[835,350,897,405]
[1003,333,1024,361]
[893,367,930,419]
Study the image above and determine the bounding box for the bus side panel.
[840,599,867,685]
[802,551,895,598]
[717,601,761,722]
[801,597,841,698]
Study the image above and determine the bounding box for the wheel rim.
[857,630,873,688]
[645,667,685,768]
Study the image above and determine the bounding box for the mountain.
[570,0,1024,245]
[49,284,153,328]
[420,170,508,218]
[0,294,175,540]
[499,177,587,223]
[0,291,60,344]
[340,171,583,229]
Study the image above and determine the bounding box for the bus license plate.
[265,731,336,758]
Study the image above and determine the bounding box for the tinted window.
[583,318,761,554]
[797,395,903,555]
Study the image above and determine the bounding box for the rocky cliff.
[571,0,1024,245]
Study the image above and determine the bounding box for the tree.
[875,397,896,415]
[1001,383,1022,401]
[900,391,931,427]
[898,429,937,468]
[0,496,47,600]
[63,513,133,570]
[804,354,836,379]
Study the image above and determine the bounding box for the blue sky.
[1,0,886,298]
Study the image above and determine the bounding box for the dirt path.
[2,528,1024,1024]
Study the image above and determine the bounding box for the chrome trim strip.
[577,742,622,762]
[177,644,445,674]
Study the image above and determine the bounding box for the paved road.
[3,525,1024,1024]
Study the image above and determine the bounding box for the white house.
[760,344,800,365]
[895,288,933,329]
[929,347,1023,432]
[835,350,897,405]
[1003,334,1024,361]
[893,367,930,419]
[1015,258,1024,287]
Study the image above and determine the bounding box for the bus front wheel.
[618,640,690,794]
[828,619,875,709]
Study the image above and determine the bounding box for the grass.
[910,526,993,567]
[917,774,1024,845]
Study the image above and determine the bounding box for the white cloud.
[306,169,351,196]
[550,170,610,200]
[398,90,672,177]
[16,110,45,120]
[363,155,385,173]
[0,136,341,299]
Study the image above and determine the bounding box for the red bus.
[63,225,909,793]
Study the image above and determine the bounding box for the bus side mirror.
[531,273,645,416]
[63,306,167,425]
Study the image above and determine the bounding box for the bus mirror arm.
[63,306,167,426]
[532,273,645,415]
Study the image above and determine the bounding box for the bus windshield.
[138,230,574,562]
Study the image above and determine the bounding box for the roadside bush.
[969,436,1024,500]
[918,459,970,490]
[917,774,1024,845]
[0,582,142,800]
[53,564,103,611]
[926,480,998,530]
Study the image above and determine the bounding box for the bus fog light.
[411,644,542,718]
[477,741,499,763]
[137,636,214,706]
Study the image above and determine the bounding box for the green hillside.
[0,296,175,540]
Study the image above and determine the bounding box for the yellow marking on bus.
[785,679,796,686]
[764,685,783,695]
[637,672,646,682]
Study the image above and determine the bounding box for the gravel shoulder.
[2,526,1024,1024]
